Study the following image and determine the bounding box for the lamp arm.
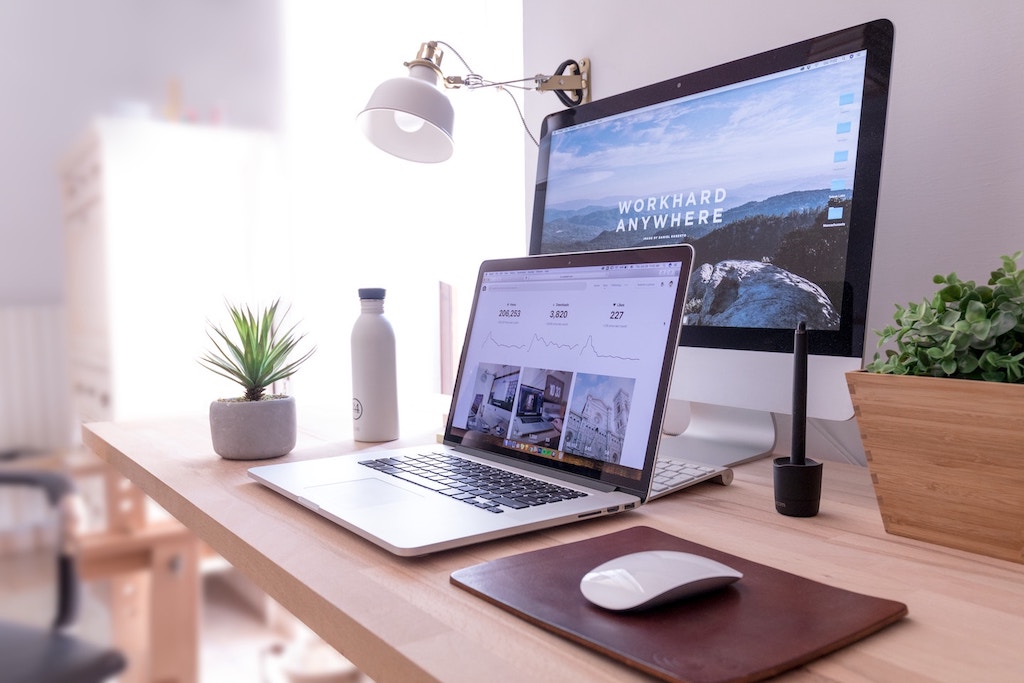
[430,40,590,104]
[447,75,534,90]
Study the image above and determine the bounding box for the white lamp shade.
[358,65,455,163]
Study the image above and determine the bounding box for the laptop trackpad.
[304,478,422,510]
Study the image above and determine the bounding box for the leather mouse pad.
[450,525,907,683]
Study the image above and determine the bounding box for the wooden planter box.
[846,371,1024,564]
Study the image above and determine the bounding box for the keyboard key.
[493,496,530,510]
[393,472,448,491]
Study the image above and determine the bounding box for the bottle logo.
[352,398,364,420]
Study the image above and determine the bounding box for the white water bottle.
[351,288,399,442]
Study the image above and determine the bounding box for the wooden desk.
[82,416,1024,683]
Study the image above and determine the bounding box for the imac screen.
[529,19,894,360]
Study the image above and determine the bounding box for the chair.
[0,468,127,683]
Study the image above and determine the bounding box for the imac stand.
[658,400,778,468]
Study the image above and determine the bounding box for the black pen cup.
[773,457,823,517]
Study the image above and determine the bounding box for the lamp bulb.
[393,111,426,133]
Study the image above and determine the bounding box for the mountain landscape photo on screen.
[538,55,867,332]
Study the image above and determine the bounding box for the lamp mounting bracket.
[536,57,591,104]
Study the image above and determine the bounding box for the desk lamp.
[358,41,590,162]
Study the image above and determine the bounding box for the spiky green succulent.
[200,300,315,401]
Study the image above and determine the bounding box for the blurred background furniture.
[1,449,201,683]
[0,467,126,683]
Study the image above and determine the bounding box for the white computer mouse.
[579,550,743,611]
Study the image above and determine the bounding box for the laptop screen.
[446,245,693,493]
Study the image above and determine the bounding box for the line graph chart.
[480,331,640,362]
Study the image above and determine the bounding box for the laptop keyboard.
[358,451,588,514]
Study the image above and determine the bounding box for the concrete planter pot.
[846,370,1024,563]
[209,395,297,460]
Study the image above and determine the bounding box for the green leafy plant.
[866,252,1024,382]
[200,300,316,401]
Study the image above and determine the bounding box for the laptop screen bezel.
[443,244,694,498]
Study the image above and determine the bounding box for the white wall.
[1,0,281,449]
[0,0,282,306]
[523,0,1024,463]
[278,2,525,430]
[2,2,523,444]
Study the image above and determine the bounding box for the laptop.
[249,244,732,556]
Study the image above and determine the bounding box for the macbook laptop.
[249,244,731,556]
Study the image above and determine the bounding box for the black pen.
[791,321,807,466]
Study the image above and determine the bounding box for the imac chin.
[528,19,893,468]
[659,347,863,468]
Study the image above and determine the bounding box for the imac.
[528,20,894,467]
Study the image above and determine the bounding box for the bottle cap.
[358,288,386,300]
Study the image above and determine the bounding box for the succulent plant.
[200,300,315,401]
[866,252,1024,382]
